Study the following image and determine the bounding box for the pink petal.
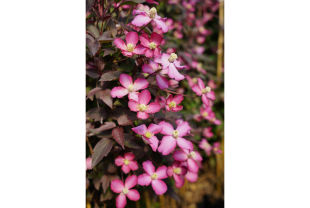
[172,94,184,104]
[154,55,163,64]
[153,18,168,33]
[126,31,139,45]
[185,171,198,182]
[126,189,140,201]
[174,60,185,69]
[173,173,182,184]
[176,138,193,150]
[207,91,215,100]
[115,156,125,166]
[154,47,161,57]
[119,74,133,88]
[179,166,188,175]
[159,54,171,69]
[145,49,154,58]
[158,136,176,155]
[134,78,149,91]
[142,63,155,74]
[171,105,183,112]
[111,86,129,98]
[142,160,155,175]
[187,158,199,173]
[149,136,159,152]
[125,175,137,189]
[168,63,185,81]
[155,166,168,180]
[137,112,149,119]
[173,151,188,161]
[158,121,174,135]
[128,92,139,102]
[156,74,169,89]
[111,179,125,193]
[128,100,139,112]
[122,51,133,57]
[201,94,210,107]
[175,176,185,188]
[192,85,202,96]
[132,124,147,135]
[197,78,205,89]
[116,194,127,208]
[131,14,152,27]
[138,173,152,186]
[176,121,191,137]
[167,166,174,177]
[166,94,173,104]
[151,32,163,45]
[140,33,151,48]
[124,152,135,161]
[145,102,161,113]
[128,161,139,171]
[122,164,131,174]
[148,123,163,134]
[138,89,151,105]
[192,151,203,161]
[146,0,159,5]
[133,44,147,55]
[151,179,167,195]
[114,38,126,51]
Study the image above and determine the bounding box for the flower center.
[168,101,176,108]
[210,118,216,122]
[187,151,196,158]
[214,147,218,152]
[122,187,129,194]
[149,7,157,18]
[204,143,211,149]
[199,26,205,33]
[201,86,211,94]
[149,42,157,50]
[172,130,179,139]
[192,78,197,83]
[127,84,134,92]
[124,159,130,165]
[203,112,208,117]
[145,131,153,138]
[173,167,181,174]
[139,104,148,112]
[168,53,178,63]
[151,173,158,180]
[126,43,134,52]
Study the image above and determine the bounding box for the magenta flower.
[200,106,214,120]
[192,78,215,107]
[114,32,146,57]
[137,160,168,195]
[111,175,140,208]
[139,32,163,58]
[128,89,161,119]
[131,123,163,152]
[167,161,187,187]
[154,53,185,81]
[115,153,139,174]
[86,158,92,170]
[173,30,183,39]
[185,75,198,88]
[173,146,203,173]
[111,74,149,102]
[165,94,183,112]
[203,127,214,138]
[179,161,198,182]
[145,0,158,5]
[142,60,170,89]
[197,36,206,44]
[157,121,193,155]
[131,7,168,33]
[155,95,166,110]
[213,142,223,154]
[198,138,213,156]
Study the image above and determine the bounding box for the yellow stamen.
[139,104,148,112]
[151,173,158,180]
[173,167,181,174]
[124,159,130,165]
[149,42,157,49]
[172,130,179,139]
[168,53,178,63]
[203,112,208,117]
[149,7,157,18]
[127,84,134,92]
[122,187,129,194]
[201,86,211,94]
[168,101,176,108]
[145,131,153,138]
[126,43,134,52]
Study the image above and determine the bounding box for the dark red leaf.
[117,112,137,126]
[87,25,100,38]
[93,122,116,133]
[86,87,102,100]
[107,163,117,173]
[86,68,100,78]
[99,71,121,81]
[124,133,140,149]
[86,36,100,56]
[100,189,114,202]
[86,0,95,12]
[100,175,110,193]
[86,107,107,122]
[99,89,113,108]
[103,49,116,57]
[91,138,113,168]
[112,127,124,149]
[93,178,101,190]
[94,57,105,71]
[166,184,181,202]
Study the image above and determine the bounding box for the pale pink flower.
[197,36,206,44]
[142,60,169,89]
[192,78,215,107]
[137,160,168,195]
[173,146,203,173]
[193,46,205,55]
[139,32,163,58]
[200,106,214,120]
[198,138,213,156]
[115,152,139,174]
[157,121,193,155]
[165,18,175,30]
[114,32,146,57]
[169,80,179,88]
[187,13,195,21]
[154,53,185,81]
[111,74,149,102]
[213,142,223,154]
[86,158,92,170]
[131,7,168,33]
[166,48,176,54]
[175,119,193,136]
[173,30,183,39]
[198,26,212,36]
[203,12,214,23]
[207,80,217,89]
[182,1,195,12]
[203,127,214,138]
[185,75,198,88]
[168,0,179,4]
[128,90,161,119]
[167,161,187,187]
[131,123,163,151]
[111,175,140,208]
[181,162,198,182]
[165,94,183,112]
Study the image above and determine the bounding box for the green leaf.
[91,138,113,168]
[87,25,100,38]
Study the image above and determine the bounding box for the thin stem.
[86,137,93,154]
[147,85,197,98]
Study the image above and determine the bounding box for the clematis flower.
[173,30,183,39]
[137,160,168,195]
[165,94,183,112]
[131,123,163,151]
[185,75,197,88]
[197,36,206,44]
[145,0,158,5]
[203,127,214,138]
[165,18,175,30]
[200,106,214,120]
[115,152,139,174]
[167,161,187,187]
[114,32,146,57]
[139,32,163,58]
[155,96,166,110]
[193,46,205,55]
[131,7,168,33]
[111,74,149,102]
[157,121,193,155]
[169,80,179,88]
[173,146,203,173]
[181,162,198,182]
[208,80,217,89]
[142,60,169,89]
[182,1,195,12]
[192,78,215,107]
[128,89,161,119]
[198,138,213,156]
[210,117,222,125]
[111,175,140,208]
[86,158,92,170]
[198,26,212,36]
[154,53,186,81]
[213,142,223,154]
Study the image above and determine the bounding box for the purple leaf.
[93,178,101,190]
[86,36,100,56]
[86,87,102,100]
[99,71,121,81]
[93,122,116,134]
[117,113,137,126]
[91,138,113,168]
[86,0,95,12]
[103,49,116,57]
[99,89,113,108]
[86,107,107,122]
[94,57,105,71]
[124,133,140,149]
[100,175,110,193]
[112,127,124,149]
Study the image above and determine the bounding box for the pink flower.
[86,158,92,170]
[167,161,187,187]
[185,75,198,88]
[165,94,183,112]
[142,60,168,90]
[165,18,175,30]
[139,32,163,58]
[157,121,193,155]
[111,175,140,208]
[182,1,195,12]
[181,162,198,182]
[213,142,223,154]
[154,53,185,81]
[198,26,212,36]
[145,0,159,5]
[173,146,203,173]
[173,30,183,39]
[111,74,149,102]
[200,106,214,120]
[169,80,179,88]
[193,46,205,55]
[128,89,161,119]
[166,48,176,54]
[198,138,213,156]
[207,80,217,89]
[115,152,139,174]
[192,78,215,107]
[203,127,214,138]
[137,160,168,195]
[114,32,146,57]
[155,96,166,110]
[197,36,206,44]
[131,7,168,33]
[131,123,163,151]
